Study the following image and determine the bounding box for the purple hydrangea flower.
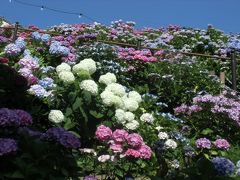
[214,139,230,150]
[18,56,39,70]
[195,138,211,149]
[0,138,18,156]
[0,108,20,127]
[212,157,235,176]
[4,43,21,56]
[0,36,8,43]
[14,109,33,126]
[15,37,26,51]
[41,127,81,149]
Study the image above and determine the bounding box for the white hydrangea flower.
[56,63,71,74]
[72,63,89,75]
[105,83,126,97]
[80,79,98,95]
[140,113,154,123]
[111,95,124,108]
[158,132,169,140]
[99,72,117,85]
[115,109,126,123]
[128,91,142,103]
[58,71,75,84]
[164,139,177,149]
[101,90,116,106]
[123,98,139,112]
[98,155,110,162]
[125,120,139,130]
[81,58,96,75]
[48,110,64,123]
[124,111,135,122]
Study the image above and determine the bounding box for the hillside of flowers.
[1,19,240,179]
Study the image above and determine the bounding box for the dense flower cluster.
[95,125,152,159]
[41,127,81,149]
[195,138,211,149]
[212,157,235,176]
[49,41,70,56]
[0,138,18,156]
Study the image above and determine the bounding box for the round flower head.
[48,110,64,123]
[80,80,98,95]
[212,157,235,176]
[0,108,20,127]
[41,34,51,43]
[105,83,126,97]
[115,109,126,123]
[73,58,96,75]
[95,125,112,141]
[125,120,139,130]
[38,77,54,89]
[125,149,141,158]
[140,113,154,123]
[99,72,117,85]
[123,98,139,112]
[4,43,21,56]
[196,138,211,149]
[58,71,75,84]
[139,144,152,159]
[127,133,143,148]
[112,129,129,143]
[28,84,49,98]
[124,111,135,122]
[158,132,169,140]
[214,139,230,150]
[14,109,33,126]
[128,91,142,103]
[56,62,71,74]
[15,37,26,51]
[164,139,177,149]
[31,32,41,40]
[0,138,18,156]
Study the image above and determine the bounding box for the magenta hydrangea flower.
[214,139,230,150]
[110,143,123,153]
[138,144,152,159]
[95,125,112,141]
[196,138,211,149]
[112,129,128,143]
[126,133,143,149]
[124,148,141,158]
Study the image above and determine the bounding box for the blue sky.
[0,0,240,33]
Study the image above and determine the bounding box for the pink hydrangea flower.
[138,144,152,159]
[214,139,230,150]
[112,129,128,143]
[126,133,143,148]
[110,144,123,153]
[95,125,112,141]
[124,149,141,158]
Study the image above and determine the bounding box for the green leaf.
[90,110,104,119]
[201,128,213,135]
[72,97,82,111]
[65,107,73,116]
[64,118,75,130]
[210,150,218,155]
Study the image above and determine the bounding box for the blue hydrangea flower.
[15,37,26,51]
[28,84,49,98]
[212,157,235,176]
[41,66,55,73]
[38,77,54,89]
[31,32,41,40]
[49,41,70,56]
[228,38,240,51]
[23,49,31,57]
[41,34,51,43]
